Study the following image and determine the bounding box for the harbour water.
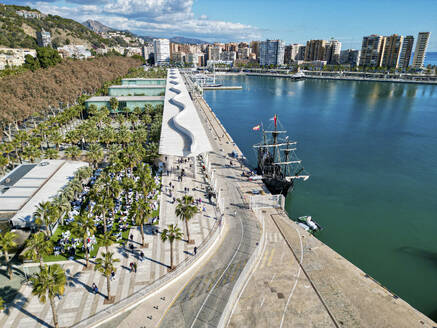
[204,75,437,321]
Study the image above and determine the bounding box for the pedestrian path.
[0,155,220,328]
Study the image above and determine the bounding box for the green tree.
[72,215,97,268]
[86,143,104,169]
[36,47,62,69]
[175,195,199,244]
[30,264,66,328]
[23,232,53,268]
[65,145,82,160]
[34,201,59,237]
[160,224,183,270]
[94,251,120,302]
[0,231,17,279]
[44,148,59,159]
[129,197,152,247]
[109,97,119,112]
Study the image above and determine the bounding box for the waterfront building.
[225,42,238,52]
[250,41,260,59]
[85,96,164,112]
[121,78,166,86]
[153,38,170,66]
[381,34,403,68]
[412,32,431,69]
[108,85,165,97]
[259,39,285,66]
[297,46,306,60]
[220,51,237,62]
[37,29,51,47]
[359,34,386,67]
[304,40,327,61]
[187,53,202,67]
[210,46,222,61]
[142,44,154,62]
[171,52,186,65]
[324,40,342,65]
[284,44,303,64]
[398,35,414,69]
[237,47,250,60]
[339,49,361,67]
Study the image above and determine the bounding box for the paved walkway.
[0,156,219,328]
[228,208,437,328]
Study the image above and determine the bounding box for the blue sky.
[4,0,437,50]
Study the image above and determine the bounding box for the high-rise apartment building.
[284,44,303,64]
[259,39,285,66]
[153,38,170,66]
[250,41,260,59]
[210,46,222,61]
[340,49,361,67]
[398,35,414,69]
[381,34,403,68]
[359,35,386,67]
[37,29,51,47]
[324,40,342,64]
[304,40,327,61]
[412,32,431,69]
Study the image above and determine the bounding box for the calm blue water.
[425,52,437,66]
[204,76,437,320]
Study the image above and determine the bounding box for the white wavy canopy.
[159,69,213,157]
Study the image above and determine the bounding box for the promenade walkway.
[0,155,220,328]
[228,208,437,328]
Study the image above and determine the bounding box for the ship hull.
[262,177,294,196]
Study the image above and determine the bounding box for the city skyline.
[2,0,437,51]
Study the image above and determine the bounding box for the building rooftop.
[86,96,165,102]
[2,160,88,228]
[122,78,166,81]
[108,85,165,89]
[159,69,212,157]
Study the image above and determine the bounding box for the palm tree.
[130,197,152,248]
[23,232,53,268]
[136,164,156,196]
[44,148,59,159]
[34,201,59,237]
[101,231,114,253]
[49,131,64,150]
[0,155,9,176]
[86,143,104,169]
[31,264,66,328]
[160,224,183,270]
[101,126,115,149]
[175,195,199,244]
[94,251,119,302]
[0,231,17,279]
[65,145,82,160]
[72,215,97,268]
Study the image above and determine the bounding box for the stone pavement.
[228,208,437,328]
[0,155,220,328]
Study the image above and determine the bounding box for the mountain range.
[82,19,209,45]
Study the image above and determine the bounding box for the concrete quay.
[187,78,436,327]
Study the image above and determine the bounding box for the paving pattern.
[0,155,219,328]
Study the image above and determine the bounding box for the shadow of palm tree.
[65,268,106,298]
[0,286,52,327]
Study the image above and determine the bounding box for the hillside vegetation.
[0,56,141,129]
[0,4,120,49]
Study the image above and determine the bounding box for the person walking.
[92,283,98,294]
[140,251,145,262]
[133,262,137,273]
[111,270,115,281]
[130,234,134,241]
[194,246,197,255]
[129,262,134,272]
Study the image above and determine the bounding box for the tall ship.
[253,115,309,196]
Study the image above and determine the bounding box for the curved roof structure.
[159,69,213,157]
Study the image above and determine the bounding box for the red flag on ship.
[252,124,261,131]
[270,114,277,127]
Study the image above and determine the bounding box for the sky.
[4,0,437,50]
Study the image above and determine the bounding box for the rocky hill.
[82,19,113,34]
[0,4,120,49]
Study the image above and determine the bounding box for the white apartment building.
[153,39,170,66]
[0,48,37,70]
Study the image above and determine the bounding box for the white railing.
[217,208,266,328]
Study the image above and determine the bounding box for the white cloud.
[31,0,261,41]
